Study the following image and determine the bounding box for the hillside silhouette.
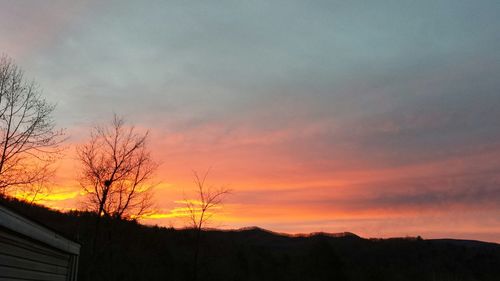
[1,196,499,281]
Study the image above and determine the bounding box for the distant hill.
[1,196,499,281]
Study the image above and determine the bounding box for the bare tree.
[77,115,157,220]
[185,170,230,281]
[186,170,230,231]
[0,55,64,196]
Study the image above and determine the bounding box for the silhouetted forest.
[2,196,499,281]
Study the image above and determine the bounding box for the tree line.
[0,55,163,217]
[0,54,230,280]
[0,54,228,221]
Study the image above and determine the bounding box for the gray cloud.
[11,0,497,129]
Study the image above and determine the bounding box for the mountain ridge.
[1,195,499,281]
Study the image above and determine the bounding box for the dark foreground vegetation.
[2,196,499,281]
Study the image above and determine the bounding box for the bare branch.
[0,55,65,196]
[184,170,231,231]
[77,114,158,219]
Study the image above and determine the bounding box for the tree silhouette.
[185,170,230,281]
[0,55,65,196]
[77,114,157,220]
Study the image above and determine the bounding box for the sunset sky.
[1,1,500,242]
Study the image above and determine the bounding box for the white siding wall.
[0,204,79,281]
